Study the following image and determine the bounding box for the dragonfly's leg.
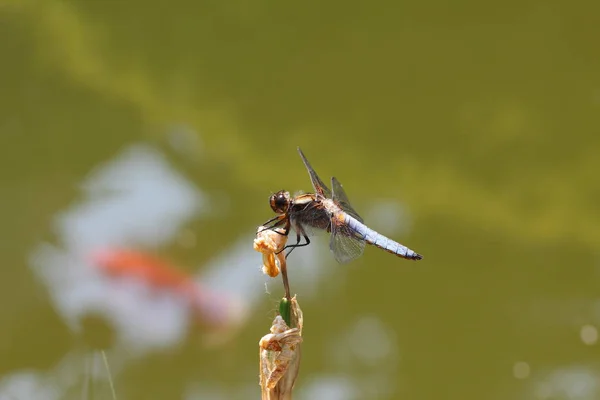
[282,233,300,257]
[272,227,289,237]
[277,231,299,255]
[280,219,291,237]
[272,221,292,256]
[282,233,311,257]
[259,215,287,233]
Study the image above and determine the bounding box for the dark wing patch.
[297,147,332,198]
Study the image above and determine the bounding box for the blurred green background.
[1,0,599,399]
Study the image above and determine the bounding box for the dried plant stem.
[259,297,303,400]
[255,225,302,399]
[279,255,291,302]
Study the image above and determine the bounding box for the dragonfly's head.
[269,190,291,214]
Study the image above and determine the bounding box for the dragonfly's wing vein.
[331,177,364,223]
[329,222,366,264]
[297,148,332,198]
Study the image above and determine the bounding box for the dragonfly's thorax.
[285,194,332,232]
[321,198,342,214]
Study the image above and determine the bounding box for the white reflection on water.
[60,144,206,251]
[0,370,59,400]
[316,315,401,399]
[345,315,398,368]
[0,349,120,400]
[363,199,413,238]
[30,143,208,353]
[297,375,358,400]
[528,365,600,400]
[513,361,531,379]
[579,324,598,346]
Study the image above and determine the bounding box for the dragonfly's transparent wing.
[329,221,366,264]
[331,177,364,223]
[291,222,321,238]
[297,148,332,198]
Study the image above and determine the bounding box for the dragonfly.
[261,147,423,264]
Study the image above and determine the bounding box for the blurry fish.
[90,248,244,331]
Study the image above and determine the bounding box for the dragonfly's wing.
[329,221,366,264]
[331,177,364,223]
[290,219,322,238]
[297,148,332,198]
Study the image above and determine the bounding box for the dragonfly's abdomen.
[344,214,423,261]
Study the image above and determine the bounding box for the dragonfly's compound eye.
[270,191,290,214]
